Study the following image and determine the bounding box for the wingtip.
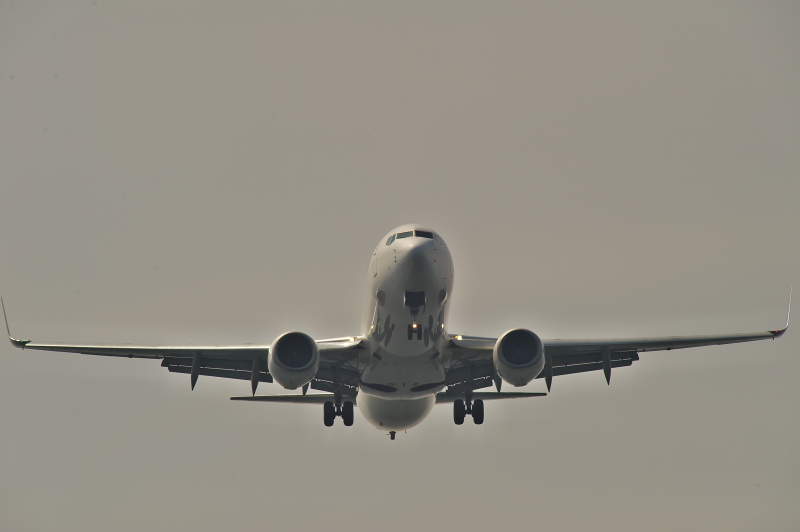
[2,298,30,348]
[1,297,9,336]
[771,287,792,338]
[787,286,792,329]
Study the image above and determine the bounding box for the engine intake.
[493,328,545,387]
[268,331,319,390]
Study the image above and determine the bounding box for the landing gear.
[452,398,485,425]
[407,323,422,340]
[323,401,335,427]
[323,399,355,427]
[454,399,466,425]
[342,401,354,426]
[472,399,484,425]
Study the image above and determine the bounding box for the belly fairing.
[359,394,436,432]
[359,348,446,399]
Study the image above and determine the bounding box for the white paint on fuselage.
[357,225,455,433]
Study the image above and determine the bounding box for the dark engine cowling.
[493,328,545,387]
[268,331,320,390]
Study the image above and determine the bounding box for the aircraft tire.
[323,401,335,427]
[454,399,466,425]
[342,401,354,426]
[472,399,484,425]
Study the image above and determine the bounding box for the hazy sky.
[2,2,799,531]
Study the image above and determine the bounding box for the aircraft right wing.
[2,298,364,396]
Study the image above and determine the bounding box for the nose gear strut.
[407,322,423,340]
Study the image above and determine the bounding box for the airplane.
[3,224,791,440]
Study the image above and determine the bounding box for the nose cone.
[396,239,438,290]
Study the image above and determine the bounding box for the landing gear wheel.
[416,326,423,340]
[407,324,413,341]
[342,401,354,426]
[472,399,484,425]
[453,399,466,425]
[323,401,335,427]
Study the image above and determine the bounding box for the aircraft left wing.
[447,298,790,392]
[3,299,363,394]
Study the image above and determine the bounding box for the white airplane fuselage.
[357,225,454,432]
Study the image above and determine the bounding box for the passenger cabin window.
[396,231,413,239]
[415,230,434,239]
[386,234,396,245]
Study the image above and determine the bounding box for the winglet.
[771,287,791,337]
[1,298,30,348]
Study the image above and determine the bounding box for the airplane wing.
[446,298,790,392]
[2,299,363,395]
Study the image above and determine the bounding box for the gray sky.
[2,2,799,531]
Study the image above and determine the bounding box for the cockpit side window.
[415,230,434,239]
[434,234,443,245]
[396,231,413,239]
[386,234,396,245]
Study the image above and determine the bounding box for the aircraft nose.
[398,238,435,265]
[395,239,438,288]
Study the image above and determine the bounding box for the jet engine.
[493,328,545,387]
[268,331,320,390]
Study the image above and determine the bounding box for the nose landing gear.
[407,322,423,340]
[453,398,484,425]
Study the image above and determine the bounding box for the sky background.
[1,2,799,531]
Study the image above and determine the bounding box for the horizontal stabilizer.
[231,394,355,405]
[435,391,546,403]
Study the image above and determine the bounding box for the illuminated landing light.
[455,335,463,340]
[412,323,418,329]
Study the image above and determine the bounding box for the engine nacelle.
[268,331,320,390]
[493,328,545,387]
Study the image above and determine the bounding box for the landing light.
[412,323,418,329]
[455,335,462,340]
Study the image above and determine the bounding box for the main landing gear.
[323,400,354,427]
[453,398,484,425]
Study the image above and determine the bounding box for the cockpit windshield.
[385,229,443,245]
